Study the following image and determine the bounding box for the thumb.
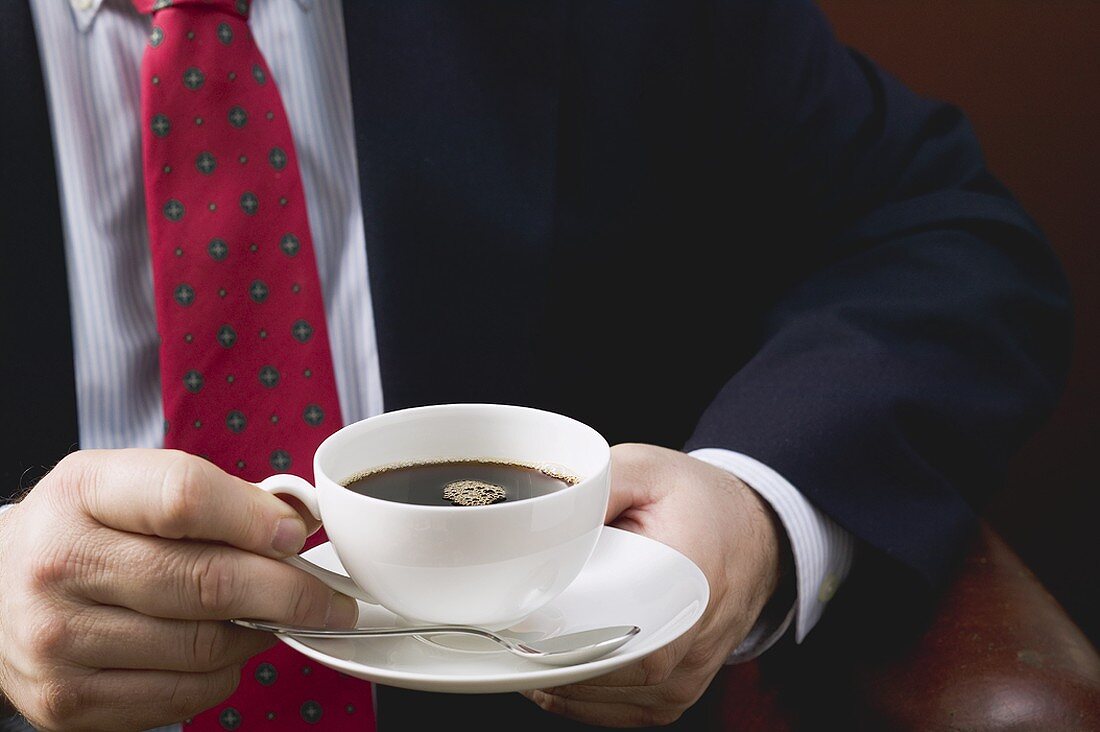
[604,443,657,524]
[74,448,311,558]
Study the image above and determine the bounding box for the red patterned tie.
[133,0,375,728]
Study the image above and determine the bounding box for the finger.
[604,477,639,525]
[556,640,688,689]
[604,443,687,526]
[67,449,310,558]
[79,529,359,627]
[74,666,242,732]
[522,688,681,728]
[604,444,656,524]
[64,604,276,672]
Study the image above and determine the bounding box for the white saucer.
[277,527,709,694]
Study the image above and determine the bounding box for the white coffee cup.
[256,403,611,629]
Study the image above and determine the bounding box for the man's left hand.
[521,443,786,727]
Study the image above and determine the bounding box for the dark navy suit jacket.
[0,0,1072,695]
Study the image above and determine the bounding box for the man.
[0,1,1072,730]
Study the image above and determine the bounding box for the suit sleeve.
[683,0,1073,590]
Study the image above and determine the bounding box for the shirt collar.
[68,0,315,34]
[68,0,104,33]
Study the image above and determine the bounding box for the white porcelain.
[275,527,710,694]
[257,403,612,629]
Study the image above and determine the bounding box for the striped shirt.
[31,0,384,449]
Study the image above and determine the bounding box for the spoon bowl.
[231,618,641,666]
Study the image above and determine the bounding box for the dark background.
[816,0,1099,645]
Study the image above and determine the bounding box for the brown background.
[815,0,1099,644]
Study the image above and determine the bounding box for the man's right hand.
[0,449,358,732]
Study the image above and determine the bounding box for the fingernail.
[325,592,359,629]
[272,517,307,556]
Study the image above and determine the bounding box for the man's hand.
[521,443,786,727]
[0,449,358,732]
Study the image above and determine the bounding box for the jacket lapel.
[0,1,79,497]
[341,1,565,411]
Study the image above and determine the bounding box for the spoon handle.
[232,618,642,665]
[231,618,500,642]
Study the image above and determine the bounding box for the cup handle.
[255,474,379,606]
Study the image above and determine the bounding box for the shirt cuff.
[688,448,855,660]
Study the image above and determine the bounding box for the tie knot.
[132,0,249,20]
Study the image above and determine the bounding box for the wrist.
[0,507,20,718]
[763,513,796,623]
[731,488,797,661]
[744,476,793,610]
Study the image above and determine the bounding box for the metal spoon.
[232,618,640,666]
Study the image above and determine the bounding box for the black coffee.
[342,458,579,506]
